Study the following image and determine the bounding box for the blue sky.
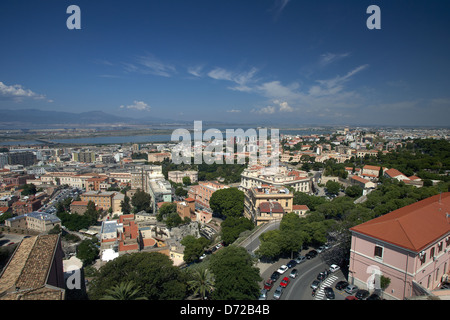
[0,0,449,126]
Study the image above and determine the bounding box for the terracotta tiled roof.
[384,168,406,178]
[0,234,64,300]
[350,193,450,252]
[259,201,284,213]
[293,205,309,211]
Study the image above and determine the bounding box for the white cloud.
[119,100,151,111]
[124,54,176,77]
[208,66,259,92]
[187,65,204,77]
[274,100,294,112]
[226,109,241,113]
[0,81,49,102]
[271,0,291,20]
[0,81,47,101]
[319,52,350,66]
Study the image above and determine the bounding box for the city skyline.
[1,0,450,126]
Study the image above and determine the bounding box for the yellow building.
[244,186,293,225]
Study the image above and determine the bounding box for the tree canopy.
[88,252,188,300]
[209,246,261,300]
[209,187,244,218]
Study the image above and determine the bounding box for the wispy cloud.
[187,65,204,77]
[119,100,151,111]
[319,52,350,67]
[270,0,291,20]
[207,66,259,92]
[0,81,48,102]
[251,100,295,115]
[124,54,176,77]
[226,109,241,113]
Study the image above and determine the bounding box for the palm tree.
[101,281,147,300]
[187,267,215,300]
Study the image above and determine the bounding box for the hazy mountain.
[0,108,185,128]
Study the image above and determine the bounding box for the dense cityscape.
[0,125,449,303]
[0,1,449,314]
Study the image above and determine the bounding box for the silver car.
[273,286,283,300]
[259,288,268,300]
[344,284,359,295]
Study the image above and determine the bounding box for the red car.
[280,277,290,288]
[263,279,274,291]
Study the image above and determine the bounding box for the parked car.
[355,289,370,300]
[273,286,283,300]
[317,272,326,281]
[270,271,280,282]
[367,293,381,300]
[345,284,359,295]
[259,288,268,300]
[263,279,274,291]
[289,269,298,279]
[324,287,335,299]
[335,281,349,290]
[306,250,318,259]
[345,295,358,300]
[295,255,306,264]
[310,280,321,290]
[280,277,290,288]
[329,264,340,273]
[277,265,288,274]
[286,259,297,268]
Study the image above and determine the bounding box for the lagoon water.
[0,128,333,146]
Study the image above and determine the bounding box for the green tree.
[88,252,187,300]
[209,188,244,218]
[157,202,177,221]
[181,235,210,263]
[220,216,254,246]
[131,189,152,213]
[187,267,215,300]
[182,176,191,186]
[175,186,188,197]
[76,239,99,266]
[209,246,261,300]
[120,196,131,215]
[325,180,341,196]
[84,200,99,222]
[20,183,37,196]
[101,281,147,300]
[345,185,363,198]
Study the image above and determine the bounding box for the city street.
[258,251,349,300]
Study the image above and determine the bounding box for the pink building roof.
[350,193,450,252]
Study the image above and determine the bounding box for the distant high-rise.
[8,151,36,167]
[72,151,95,163]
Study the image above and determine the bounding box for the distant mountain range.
[0,108,189,128]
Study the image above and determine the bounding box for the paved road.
[239,219,281,254]
[259,253,349,300]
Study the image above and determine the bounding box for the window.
[431,247,435,259]
[374,245,383,258]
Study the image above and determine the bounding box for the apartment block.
[168,170,198,184]
[349,193,450,300]
[244,185,294,225]
[187,181,229,210]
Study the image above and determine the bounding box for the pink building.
[187,181,228,210]
[349,193,450,300]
